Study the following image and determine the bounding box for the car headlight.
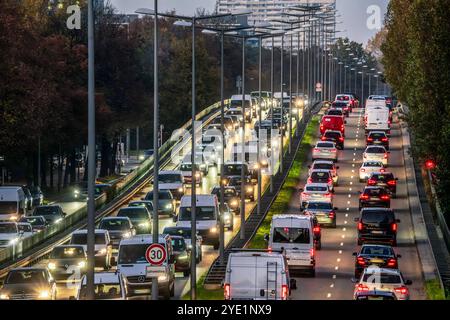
[122,231,132,238]
[178,253,188,260]
[138,222,150,228]
[139,155,145,161]
[78,261,86,268]
[55,218,63,224]
[246,186,253,192]
[178,187,184,193]
[48,262,56,270]
[98,248,107,255]
[223,213,231,221]
[187,244,192,249]
[74,189,80,194]
[0,294,10,300]
[221,179,228,185]
[158,275,167,281]
[261,160,268,165]
[9,238,18,245]
[195,173,201,178]
[253,163,260,170]
[38,290,50,299]
[230,200,238,207]
[9,216,18,221]
[210,227,218,233]
[165,203,172,210]
[200,164,206,169]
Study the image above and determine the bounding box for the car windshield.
[272,227,310,244]
[306,202,333,210]
[311,172,330,180]
[117,208,149,220]
[227,109,243,115]
[372,174,394,181]
[18,224,32,232]
[370,133,386,139]
[332,102,347,107]
[79,283,122,300]
[362,273,401,284]
[99,219,130,231]
[364,188,385,196]
[305,186,328,192]
[158,174,181,184]
[336,96,350,101]
[145,191,171,200]
[317,142,334,148]
[129,202,153,211]
[212,188,236,197]
[366,147,385,154]
[164,228,191,238]
[0,202,18,213]
[179,206,216,221]
[50,246,85,259]
[20,217,45,226]
[361,246,394,256]
[362,211,395,224]
[32,206,59,216]
[364,162,383,167]
[6,270,47,284]
[325,132,341,139]
[71,233,106,245]
[327,110,342,115]
[0,223,17,233]
[224,164,243,176]
[118,243,166,264]
[180,164,200,171]
[171,238,186,251]
[314,163,333,170]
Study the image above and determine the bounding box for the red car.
[320,115,345,136]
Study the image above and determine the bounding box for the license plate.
[370,259,384,264]
[370,197,380,201]
[371,230,384,234]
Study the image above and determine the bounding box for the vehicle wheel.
[213,242,219,250]
[183,270,190,277]
[359,178,364,183]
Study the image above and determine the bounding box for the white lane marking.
[348,194,352,198]
[344,220,348,224]
[327,293,332,298]
[335,266,339,270]
[330,284,334,288]
[351,169,355,173]
[337,258,341,263]
[352,164,355,167]
[333,275,337,279]
[342,228,346,231]
[351,176,354,179]
[338,250,342,254]
[347,201,351,204]
[353,153,356,156]
[346,208,350,211]
[349,188,352,191]
[340,242,344,246]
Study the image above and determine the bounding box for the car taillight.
[314,148,320,152]
[268,247,272,253]
[384,153,388,159]
[382,137,388,142]
[224,284,231,300]
[331,149,337,153]
[394,286,408,295]
[321,136,326,141]
[307,177,312,184]
[313,226,321,234]
[387,180,396,186]
[368,179,376,185]
[391,223,398,232]
[356,284,369,292]
[360,194,369,200]
[380,168,385,173]
[339,137,344,142]
[341,125,345,130]
[367,137,373,142]
[281,284,288,300]
[381,195,390,201]
[328,178,332,184]
[324,193,332,197]
[357,222,363,230]
[387,258,397,268]
[357,257,366,266]
[310,248,315,257]
[329,211,335,219]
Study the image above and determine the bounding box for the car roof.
[119,206,147,211]
[310,169,332,173]
[313,160,334,165]
[316,141,335,146]
[119,234,168,245]
[368,131,387,135]
[363,186,386,190]
[361,244,393,250]
[159,170,182,175]
[73,229,108,235]
[361,207,394,213]
[272,214,312,221]
[365,145,387,150]
[324,130,342,134]
[81,272,121,285]
[101,216,131,221]
[305,183,330,188]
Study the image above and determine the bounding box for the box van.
[266,215,316,276]
[224,250,296,300]
[117,234,175,299]
[320,115,345,136]
[365,106,390,134]
[175,195,220,249]
[0,187,26,221]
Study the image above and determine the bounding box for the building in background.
[216,0,336,49]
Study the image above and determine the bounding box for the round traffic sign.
[145,243,167,265]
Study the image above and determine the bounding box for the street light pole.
[270,36,274,194]
[240,36,246,240]
[257,36,262,216]
[86,0,96,300]
[219,30,225,265]
[152,0,160,301]
[288,32,293,154]
[280,34,284,174]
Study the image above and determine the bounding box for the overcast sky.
[111,0,388,45]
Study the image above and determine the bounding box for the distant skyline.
[111,0,388,45]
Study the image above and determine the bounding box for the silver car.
[312,141,338,162]
[363,146,388,166]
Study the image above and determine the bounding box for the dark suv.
[367,131,390,150]
[321,130,344,149]
[367,172,398,197]
[355,208,400,246]
[359,186,391,210]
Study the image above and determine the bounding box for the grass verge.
[247,116,320,249]
[425,279,448,300]
[181,274,224,300]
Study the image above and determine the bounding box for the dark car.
[367,172,398,197]
[30,205,66,225]
[367,131,390,150]
[359,186,391,210]
[116,207,151,234]
[171,236,191,277]
[0,267,57,300]
[331,101,350,116]
[29,186,44,207]
[211,186,240,214]
[48,245,88,280]
[355,208,400,246]
[163,227,202,263]
[352,244,401,278]
[227,177,255,201]
[321,130,344,149]
[143,190,175,216]
[98,217,135,248]
[18,216,48,232]
[254,120,279,140]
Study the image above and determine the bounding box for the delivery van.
[0,186,27,221]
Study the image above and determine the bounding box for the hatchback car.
[359,186,391,210]
[312,141,338,162]
[367,172,398,197]
[18,216,48,232]
[355,208,400,246]
[353,267,412,300]
[211,186,240,214]
[307,169,334,190]
[117,207,152,234]
[359,161,385,182]
[302,201,338,228]
[300,183,333,208]
[321,130,344,149]
[143,190,175,216]
[353,244,401,278]
[308,160,339,185]
[363,146,389,166]
[98,217,135,248]
[171,236,191,277]
[367,131,390,150]
[30,205,66,225]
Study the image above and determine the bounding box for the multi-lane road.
[287,106,426,300]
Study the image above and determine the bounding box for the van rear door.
[229,255,258,299]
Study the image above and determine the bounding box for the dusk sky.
[111,0,389,45]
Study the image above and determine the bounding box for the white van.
[0,222,23,247]
[266,215,316,276]
[175,195,220,249]
[0,186,26,221]
[70,229,113,270]
[224,250,296,300]
[365,102,390,134]
[117,234,175,299]
[76,272,127,300]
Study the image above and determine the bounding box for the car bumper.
[358,232,396,244]
[312,152,337,161]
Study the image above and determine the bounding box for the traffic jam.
[0,92,304,300]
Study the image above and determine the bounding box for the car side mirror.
[264,234,269,242]
[396,219,401,223]
[354,217,360,222]
[352,252,357,256]
[290,279,297,290]
[405,280,413,285]
[150,180,154,185]
[344,121,347,124]
[298,188,304,192]
[307,165,311,169]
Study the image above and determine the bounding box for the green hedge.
[247,116,319,249]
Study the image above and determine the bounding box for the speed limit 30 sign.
[145,243,167,265]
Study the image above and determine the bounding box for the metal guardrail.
[0,99,228,276]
